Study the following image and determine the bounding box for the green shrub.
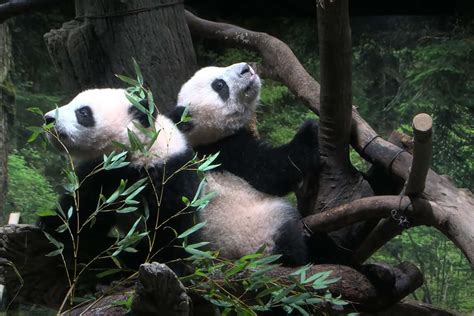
[5,151,57,223]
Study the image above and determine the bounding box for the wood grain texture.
[45,0,197,112]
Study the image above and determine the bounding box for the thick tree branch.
[317,0,352,165]
[0,0,60,23]
[185,10,474,266]
[303,196,412,232]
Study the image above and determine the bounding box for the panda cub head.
[44,88,188,166]
[177,62,261,146]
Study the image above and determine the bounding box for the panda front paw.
[293,119,319,148]
[290,119,320,175]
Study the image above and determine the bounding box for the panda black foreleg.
[237,119,320,196]
[273,219,310,267]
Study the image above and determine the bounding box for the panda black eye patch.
[75,106,95,127]
[211,79,229,102]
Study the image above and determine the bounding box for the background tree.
[0,22,14,220]
[45,0,197,112]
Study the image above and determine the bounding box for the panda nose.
[240,63,250,76]
[44,114,55,125]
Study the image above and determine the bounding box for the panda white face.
[177,62,261,146]
[44,88,188,164]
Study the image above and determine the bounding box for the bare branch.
[0,0,61,23]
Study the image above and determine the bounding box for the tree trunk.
[44,0,197,112]
[0,22,14,222]
[314,0,374,256]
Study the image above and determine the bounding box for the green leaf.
[67,206,73,220]
[126,94,148,114]
[252,254,282,266]
[292,304,310,316]
[116,207,138,214]
[239,252,263,262]
[55,224,68,233]
[111,256,122,269]
[272,285,296,303]
[186,241,210,249]
[303,270,332,285]
[177,221,206,239]
[133,58,144,85]
[184,246,215,259]
[124,247,138,253]
[27,107,43,115]
[122,178,148,196]
[181,196,190,206]
[124,185,146,204]
[105,188,122,204]
[256,286,282,299]
[305,297,323,304]
[27,131,40,143]
[250,266,273,278]
[225,262,248,278]
[96,269,122,279]
[35,210,57,217]
[180,105,192,123]
[281,293,311,305]
[43,232,64,250]
[45,248,63,257]
[198,153,221,172]
[115,74,140,87]
[127,128,146,152]
[125,217,142,238]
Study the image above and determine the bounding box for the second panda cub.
[169,63,321,266]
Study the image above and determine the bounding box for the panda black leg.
[273,220,310,267]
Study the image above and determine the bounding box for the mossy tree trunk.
[0,22,14,222]
[44,0,197,112]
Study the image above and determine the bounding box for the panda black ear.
[167,106,194,132]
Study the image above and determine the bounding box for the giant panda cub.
[38,88,200,268]
[169,63,321,266]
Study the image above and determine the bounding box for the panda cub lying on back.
[38,89,200,268]
[169,63,321,266]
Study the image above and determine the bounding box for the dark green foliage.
[373,227,474,312]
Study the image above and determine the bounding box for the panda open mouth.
[244,76,258,92]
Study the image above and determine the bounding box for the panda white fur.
[39,88,201,269]
[169,63,323,266]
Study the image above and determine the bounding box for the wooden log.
[0,225,68,309]
[405,113,433,196]
[65,262,422,314]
